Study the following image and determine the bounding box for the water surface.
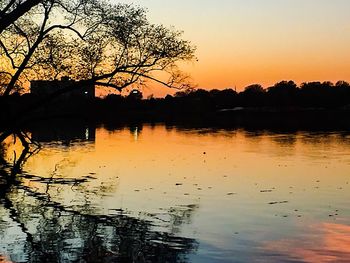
[1,124,350,262]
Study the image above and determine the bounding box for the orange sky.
[115,0,350,97]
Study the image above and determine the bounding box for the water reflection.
[30,120,96,144]
[263,223,350,262]
[1,124,350,262]
[0,184,197,262]
[129,125,143,142]
[0,130,198,263]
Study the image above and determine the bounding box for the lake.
[1,124,350,262]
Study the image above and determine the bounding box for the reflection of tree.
[167,204,199,235]
[271,133,297,146]
[0,144,198,262]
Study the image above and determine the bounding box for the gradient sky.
[116,0,350,96]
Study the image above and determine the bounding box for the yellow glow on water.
[16,126,350,216]
[2,125,350,260]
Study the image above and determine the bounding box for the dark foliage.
[1,80,350,131]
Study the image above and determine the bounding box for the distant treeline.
[169,80,350,109]
[1,80,350,129]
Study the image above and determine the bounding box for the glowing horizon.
[115,0,350,96]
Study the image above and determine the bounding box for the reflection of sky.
[3,126,348,261]
[0,207,27,263]
[115,0,350,96]
[264,223,350,262]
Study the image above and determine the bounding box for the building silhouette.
[30,77,95,99]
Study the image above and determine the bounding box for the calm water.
[1,124,350,262]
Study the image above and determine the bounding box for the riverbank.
[1,93,350,131]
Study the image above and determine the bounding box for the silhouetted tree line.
[1,80,350,130]
[167,80,350,110]
[82,79,350,111]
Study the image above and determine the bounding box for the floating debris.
[268,201,289,205]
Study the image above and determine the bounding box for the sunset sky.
[117,0,350,96]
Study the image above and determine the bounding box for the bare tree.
[0,0,196,96]
[0,0,95,95]
[0,0,195,146]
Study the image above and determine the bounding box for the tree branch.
[0,0,42,34]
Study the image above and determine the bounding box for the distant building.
[30,77,95,99]
[128,89,143,100]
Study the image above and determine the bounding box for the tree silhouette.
[0,0,195,96]
[267,81,298,107]
[299,81,332,107]
[0,140,198,263]
[0,0,195,146]
[241,84,265,107]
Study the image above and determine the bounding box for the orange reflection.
[264,223,350,262]
[0,255,13,263]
